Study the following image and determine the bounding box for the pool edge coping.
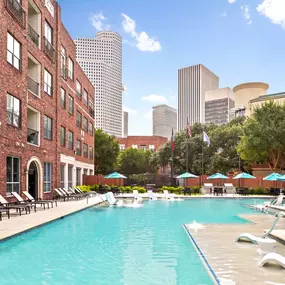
[183,224,221,285]
[0,200,106,243]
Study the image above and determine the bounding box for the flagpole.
[186,137,188,172]
[171,128,174,186]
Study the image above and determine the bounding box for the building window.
[83,89,88,106]
[76,168,81,186]
[68,57,74,80]
[68,95,74,115]
[83,117,88,132]
[44,115,52,140]
[140,145,147,151]
[83,144,88,158]
[44,69,52,96]
[60,88,66,108]
[76,140,81,155]
[61,46,66,78]
[44,21,52,44]
[119,144,125,150]
[149,145,155,151]
[90,170,93,175]
[83,169,88,175]
[7,33,21,70]
[132,144,138,149]
[76,111,82,128]
[60,126,66,146]
[60,165,64,188]
[7,94,20,128]
[89,122,93,136]
[89,146,93,160]
[43,162,52,193]
[68,130,74,149]
[76,80,82,99]
[6,157,20,195]
[68,166,73,188]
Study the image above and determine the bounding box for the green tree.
[237,101,285,171]
[116,148,157,175]
[156,120,245,175]
[94,129,120,174]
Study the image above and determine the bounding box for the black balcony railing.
[61,64,69,80]
[44,37,56,61]
[5,0,26,28]
[27,128,39,145]
[28,23,39,46]
[89,107,95,119]
[28,76,39,96]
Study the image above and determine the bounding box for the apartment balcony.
[5,0,26,28]
[44,37,56,61]
[28,76,39,96]
[27,108,40,146]
[27,128,39,145]
[28,55,41,97]
[61,64,68,80]
[28,23,39,46]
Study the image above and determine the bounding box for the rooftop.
[250,91,285,103]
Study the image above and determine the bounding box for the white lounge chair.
[236,213,282,244]
[259,253,285,269]
[133,190,140,199]
[147,190,158,200]
[163,190,184,201]
[105,192,123,206]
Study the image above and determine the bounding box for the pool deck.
[185,214,285,285]
[0,195,106,241]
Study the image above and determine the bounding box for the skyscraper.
[122,111,128,138]
[178,64,219,130]
[75,31,122,137]
[205,88,235,125]
[153,104,177,139]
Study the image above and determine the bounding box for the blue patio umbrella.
[176,172,198,179]
[277,174,285,181]
[263,173,282,181]
[104,172,127,179]
[207,173,229,179]
[233,172,255,179]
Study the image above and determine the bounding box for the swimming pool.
[0,198,266,285]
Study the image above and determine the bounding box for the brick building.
[0,0,95,200]
[117,136,168,152]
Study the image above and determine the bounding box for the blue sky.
[58,0,285,136]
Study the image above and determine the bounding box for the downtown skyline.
[58,0,285,135]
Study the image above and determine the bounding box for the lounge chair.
[105,192,123,206]
[133,190,141,199]
[11,192,37,212]
[163,190,184,201]
[0,194,30,215]
[0,208,10,221]
[23,191,57,208]
[236,213,282,244]
[54,188,71,201]
[59,188,81,200]
[63,187,85,199]
[147,190,158,200]
[259,253,285,269]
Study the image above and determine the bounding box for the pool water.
[0,198,266,285]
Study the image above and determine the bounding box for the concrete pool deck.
[185,214,285,285]
[0,195,106,241]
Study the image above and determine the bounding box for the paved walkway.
[185,214,285,285]
[0,195,106,241]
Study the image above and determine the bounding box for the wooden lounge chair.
[23,191,57,208]
[0,194,30,215]
[59,188,81,200]
[0,208,10,221]
[54,188,68,201]
[11,192,37,212]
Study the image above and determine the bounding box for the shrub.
[191,186,201,194]
[78,185,91,192]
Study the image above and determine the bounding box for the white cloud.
[123,106,137,115]
[221,12,228,17]
[144,110,152,120]
[257,0,285,28]
[228,0,236,3]
[142,94,168,103]
[90,12,110,31]
[121,13,161,52]
[241,5,252,24]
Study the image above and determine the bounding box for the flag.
[186,116,192,137]
[203,131,210,147]
[171,128,175,151]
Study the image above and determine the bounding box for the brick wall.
[0,0,94,201]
